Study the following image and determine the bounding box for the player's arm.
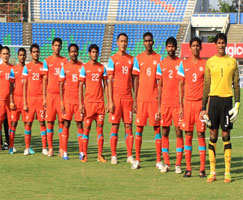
[42,60,48,110]
[22,65,28,111]
[157,79,162,118]
[107,74,114,113]
[59,66,65,114]
[132,57,140,113]
[202,62,211,113]
[179,80,185,119]
[78,81,85,115]
[9,68,15,110]
[103,78,109,113]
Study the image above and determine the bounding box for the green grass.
[1,91,243,200]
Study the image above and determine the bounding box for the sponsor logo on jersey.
[98,68,102,72]
[185,68,190,71]
[115,62,120,65]
[153,60,157,65]
[175,65,179,70]
[128,60,131,65]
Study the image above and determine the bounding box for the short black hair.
[1,46,10,53]
[0,44,2,52]
[166,37,177,47]
[68,43,79,52]
[18,48,27,55]
[88,44,99,53]
[117,33,128,41]
[214,33,227,44]
[30,43,39,53]
[190,37,202,47]
[143,32,153,40]
[52,37,62,45]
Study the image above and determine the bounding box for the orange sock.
[9,126,16,148]
[154,127,162,163]
[47,123,54,150]
[58,122,63,152]
[77,128,83,153]
[185,135,193,171]
[24,124,32,149]
[176,137,184,166]
[62,127,69,153]
[40,125,47,149]
[110,127,118,156]
[198,137,206,171]
[82,128,90,156]
[162,136,170,166]
[97,127,104,156]
[125,128,133,157]
[135,126,143,162]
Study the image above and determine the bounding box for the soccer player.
[59,43,83,160]
[42,38,68,157]
[0,46,13,150]
[9,48,27,154]
[157,37,183,174]
[79,44,108,163]
[131,32,163,170]
[107,33,134,164]
[201,33,240,183]
[177,37,207,177]
[22,44,47,155]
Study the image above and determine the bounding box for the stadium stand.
[0,22,22,46]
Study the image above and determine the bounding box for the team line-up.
[0,32,240,183]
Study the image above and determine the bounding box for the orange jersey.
[177,58,206,101]
[0,63,14,101]
[157,57,181,107]
[22,61,44,97]
[59,61,82,104]
[43,56,68,94]
[107,53,134,98]
[11,64,24,97]
[79,61,107,102]
[132,51,161,102]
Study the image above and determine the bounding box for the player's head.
[18,48,27,64]
[88,44,99,62]
[190,37,202,57]
[117,33,128,53]
[1,46,11,63]
[166,37,177,57]
[214,33,227,56]
[143,32,154,51]
[0,44,2,54]
[52,37,62,55]
[68,43,79,62]
[30,43,40,61]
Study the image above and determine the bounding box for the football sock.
[176,137,184,166]
[58,122,63,152]
[198,137,206,171]
[110,127,118,156]
[125,128,133,157]
[208,141,216,173]
[77,128,83,153]
[9,126,16,148]
[62,127,69,153]
[97,127,104,156]
[40,125,47,149]
[82,128,90,156]
[162,136,170,166]
[24,124,31,149]
[154,127,162,163]
[185,135,193,171]
[47,123,54,150]
[223,141,231,174]
[135,126,143,162]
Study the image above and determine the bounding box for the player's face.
[143,35,154,51]
[1,49,10,63]
[18,51,26,64]
[166,43,176,57]
[69,46,78,61]
[52,41,62,55]
[216,38,226,55]
[31,47,40,61]
[117,35,128,53]
[190,41,201,57]
[89,48,99,62]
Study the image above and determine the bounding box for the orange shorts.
[62,103,83,122]
[0,100,11,122]
[84,102,105,126]
[181,99,206,132]
[135,101,160,126]
[109,97,133,124]
[161,106,181,127]
[45,93,63,122]
[10,95,26,122]
[24,97,45,122]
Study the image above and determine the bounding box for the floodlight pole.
[238,0,241,24]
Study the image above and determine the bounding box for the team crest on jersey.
[175,65,179,70]
[182,123,185,127]
[136,118,139,123]
[61,62,64,67]
[128,60,131,65]
[153,60,157,65]
[39,67,42,71]
[11,115,14,120]
[98,68,102,72]
[199,67,203,71]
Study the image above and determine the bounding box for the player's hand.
[109,101,115,114]
[157,108,161,120]
[79,104,85,115]
[43,99,47,111]
[10,103,16,111]
[228,102,240,123]
[23,104,28,112]
[61,104,66,115]
[133,101,137,114]
[200,110,211,127]
[105,103,109,113]
[179,106,183,120]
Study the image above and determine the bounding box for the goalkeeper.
[201,33,240,183]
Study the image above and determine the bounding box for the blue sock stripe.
[176,148,184,153]
[125,133,128,140]
[0,130,2,136]
[9,129,15,133]
[162,148,169,153]
[185,145,192,151]
[59,128,63,133]
[110,133,118,138]
[83,134,89,139]
[77,133,83,137]
[155,133,162,140]
[47,128,54,133]
[97,134,103,141]
[136,132,142,136]
[41,131,47,136]
[24,130,31,135]
[199,146,206,151]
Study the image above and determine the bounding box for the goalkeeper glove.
[202,114,211,127]
[228,102,240,123]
